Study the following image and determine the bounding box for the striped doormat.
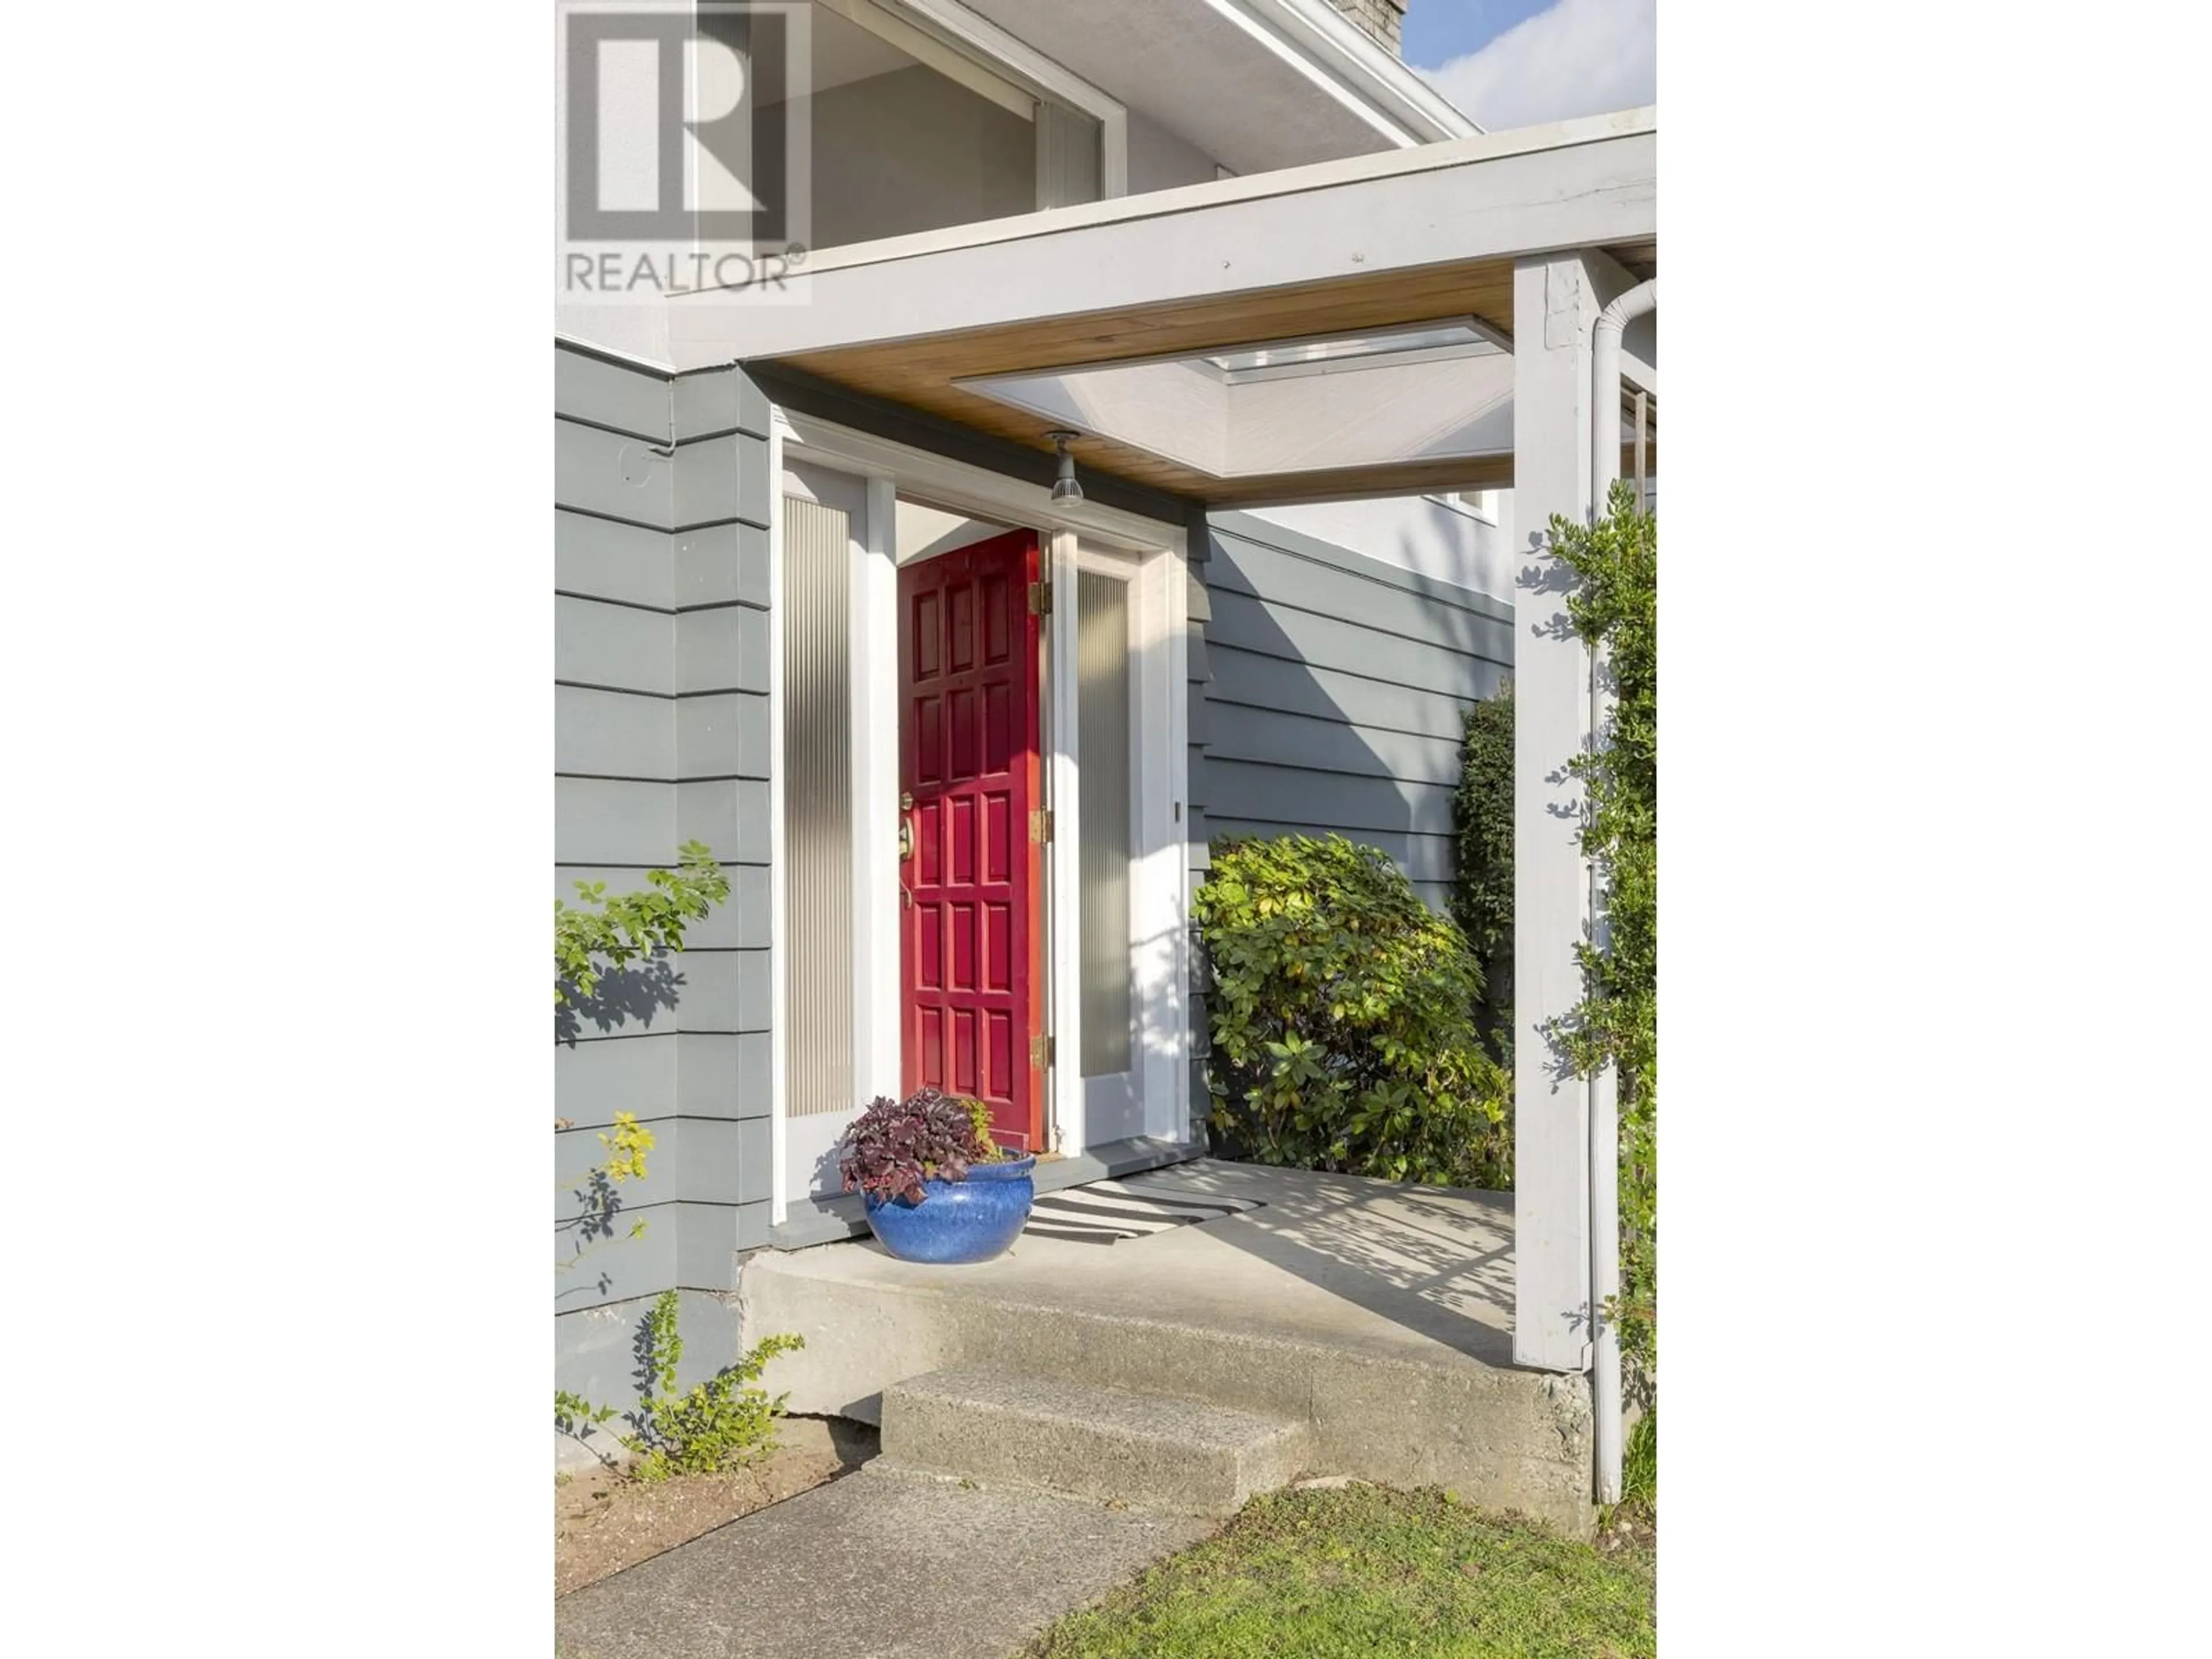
[1021,1178,1264,1245]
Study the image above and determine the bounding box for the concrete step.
[743,1257,1594,1537]
[739,1161,1596,1537]
[878,1364,1312,1517]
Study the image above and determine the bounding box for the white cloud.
[1418,0,1656,132]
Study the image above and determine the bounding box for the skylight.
[953,316,1519,482]
[1199,320,1504,383]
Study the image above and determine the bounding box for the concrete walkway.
[555,1464,1211,1659]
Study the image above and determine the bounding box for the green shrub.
[554,1290,804,1482]
[1195,834,1510,1189]
[1452,680,1514,1065]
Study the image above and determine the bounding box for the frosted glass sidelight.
[783,493,854,1117]
[1077,570,1132,1078]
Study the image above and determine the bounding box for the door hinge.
[1028,579,1053,616]
[1031,1035,1056,1070]
[1029,808,1054,844]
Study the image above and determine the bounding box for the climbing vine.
[1551,482,1658,1391]
[554,843,733,1263]
[555,840,731,1006]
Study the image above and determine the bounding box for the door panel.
[900,530,1044,1151]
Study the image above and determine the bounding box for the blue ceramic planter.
[862,1152,1037,1264]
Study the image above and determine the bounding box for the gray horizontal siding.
[554,347,777,1328]
[679,779,774,862]
[676,605,772,694]
[556,1032,677,1128]
[676,692,771,781]
[557,593,675,695]
[557,509,675,609]
[1204,756,1455,839]
[555,1116,772,1210]
[673,363,773,442]
[1205,701,1465,790]
[555,416,673,528]
[553,687,771,781]
[674,433,771,530]
[556,685,675,776]
[557,349,676,442]
[676,522,772,609]
[552,1032,774,1129]
[554,1197,772,1310]
[666,948,774,1033]
[674,1032,774,1119]
[1203,651,1501,744]
[1205,532,1513,649]
[1206,586,1508,696]
[554,777,771,865]
[1198,511,1511,914]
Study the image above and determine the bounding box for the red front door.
[899,529,1046,1152]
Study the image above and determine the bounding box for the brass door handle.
[898,791,915,861]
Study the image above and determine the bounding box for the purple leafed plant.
[838,1086,997,1205]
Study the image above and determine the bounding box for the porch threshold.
[767,1135,1206,1251]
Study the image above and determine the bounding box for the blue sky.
[1402,1,1560,70]
[1397,0,1657,132]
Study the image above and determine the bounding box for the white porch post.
[1510,249,1631,1372]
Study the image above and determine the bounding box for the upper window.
[759,0,1112,253]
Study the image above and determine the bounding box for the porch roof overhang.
[668,108,1656,508]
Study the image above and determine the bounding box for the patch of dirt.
[1596,1502,1657,1560]
[555,1416,878,1597]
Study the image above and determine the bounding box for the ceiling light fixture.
[1047,430,1084,504]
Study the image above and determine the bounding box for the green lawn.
[1029,1487,1655,1659]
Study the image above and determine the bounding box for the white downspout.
[1593,281,1657,505]
[1588,278,1656,1507]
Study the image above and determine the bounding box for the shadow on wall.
[554,955,688,1300]
[555,957,687,1047]
[1197,515,1511,912]
[1510,523,1594,1102]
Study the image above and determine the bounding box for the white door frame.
[766,407,1192,1223]
[1048,537,1186,1157]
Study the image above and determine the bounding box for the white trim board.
[771,406,1191,555]
[1047,528,1084,1154]
[679,108,1651,285]
[667,111,1656,368]
[1050,537,1191,1152]
[766,422,791,1224]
